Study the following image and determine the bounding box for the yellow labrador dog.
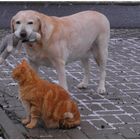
[11,10,110,93]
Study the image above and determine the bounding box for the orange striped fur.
[12,59,80,129]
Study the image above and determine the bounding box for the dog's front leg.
[54,60,68,91]
[77,57,90,89]
[28,58,39,73]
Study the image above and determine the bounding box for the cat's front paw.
[21,118,30,125]
[26,123,36,129]
[25,118,38,129]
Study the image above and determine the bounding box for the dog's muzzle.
[14,31,41,43]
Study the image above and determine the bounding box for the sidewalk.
[0,29,140,138]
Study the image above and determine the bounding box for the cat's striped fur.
[12,59,80,129]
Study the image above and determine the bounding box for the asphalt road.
[0,2,140,28]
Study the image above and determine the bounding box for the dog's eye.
[16,21,21,24]
[28,21,33,25]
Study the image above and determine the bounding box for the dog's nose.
[20,30,27,38]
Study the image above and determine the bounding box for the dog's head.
[11,10,42,41]
[11,10,54,42]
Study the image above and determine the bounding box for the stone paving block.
[125,83,140,89]
[124,89,140,95]
[111,83,130,90]
[87,104,104,111]
[133,105,140,112]
[80,121,97,138]
[27,127,48,139]
[66,127,88,139]
[102,103,119,110]
[6,98,21,107]
[79,105,93,116]
[106,133,125,139]
[81,115,99,120]
[97,110,125,115]
[15,123,28,138]
[132,114,140,122]
[117,114,137,123]
[131,125,140,136]
[102,115,122,123]
[38,128,54,139]
[120,96,138,105]
[46,129,70,139]
[99,129,119,134]
[0,109,24,138]
[74,94,91,101]
[118,128,140,139]
[89,94,104,100]
[89,134,107,139]
[121,106,139,114]
[91,119,112,129]
[113,123,140,130]
[15,109,26,118]
[0,97,5,104]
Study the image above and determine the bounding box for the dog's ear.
[11,16,15,33]
[37,14,54,40]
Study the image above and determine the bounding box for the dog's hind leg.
[92,34,109,93]
[77,57,90,89]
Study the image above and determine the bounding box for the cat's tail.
[60,112,80,129]
[60,111,80,129]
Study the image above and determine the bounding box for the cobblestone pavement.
[0,29,140,138]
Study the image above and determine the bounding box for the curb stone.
[0,108,25,139]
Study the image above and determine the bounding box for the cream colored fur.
[11,10,110,93]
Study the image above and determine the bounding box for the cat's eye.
[16,21,21,24]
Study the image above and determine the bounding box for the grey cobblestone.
[121,106,139,114]
[118,128,140,138]
[117,114,137,123]
[1,29,140,138]
[102,115,122,124]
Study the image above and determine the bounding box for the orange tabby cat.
[12,59,80,129]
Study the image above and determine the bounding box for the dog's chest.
[25,44,52,66]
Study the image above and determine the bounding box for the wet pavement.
[0,29,140,138]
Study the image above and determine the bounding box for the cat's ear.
[21,59,28,66]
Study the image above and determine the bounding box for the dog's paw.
[77,82,88,89]
[97,86,106,94]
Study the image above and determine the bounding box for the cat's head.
[12,59,33,82]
